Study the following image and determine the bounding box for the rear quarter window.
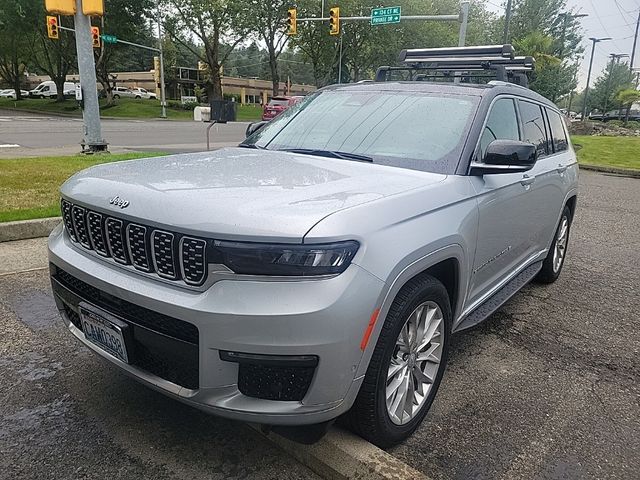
[518,100,548,158]
[547,110,569,153]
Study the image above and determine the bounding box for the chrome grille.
[60,199,208,286]
[71,205,90,248]
[106,218,129,264]
[152,231,177,279]
[127,224,152,272]
[61,200,77,242]
[181,238,207,285]
[87,212,108,256]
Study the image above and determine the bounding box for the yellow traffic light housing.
[82,0,105,16]
[91,26,101,48]
[47,16,60,40]
[287,8,297,36]
[45,0,76,15]
[329,7,340,36]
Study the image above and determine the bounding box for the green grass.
[0,97,262,121]
[0,152,164,223]
[571,135,640,171]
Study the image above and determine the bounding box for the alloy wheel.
[553,215,569,273]
[386,301,444,425]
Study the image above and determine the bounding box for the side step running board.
[457,261,543,331]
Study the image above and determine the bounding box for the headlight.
[212,240,359,276]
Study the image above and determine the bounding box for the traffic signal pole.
[73,0,107,152]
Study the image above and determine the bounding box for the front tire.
[536,205,572,284]
[347,275,452,448]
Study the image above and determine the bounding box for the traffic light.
[82,0,105,16]
[45,0,76,15]
[47,16,60,40]
[329,7,340,36]
[287,8,297,36]
[91,26,101,48]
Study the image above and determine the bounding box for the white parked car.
[130,87,157,100]
[0,89,29,99]
[112,86,135,99]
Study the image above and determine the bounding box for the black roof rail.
[376,44,534,87]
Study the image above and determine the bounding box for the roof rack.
[375,44,534,87]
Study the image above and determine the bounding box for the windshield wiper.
[280,148,373,163]
[238,143,262,149]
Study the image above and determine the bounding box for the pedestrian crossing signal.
[91,26,101,48]
[47,16,60,40]
[287,8,297,35]
[329,7,340,35]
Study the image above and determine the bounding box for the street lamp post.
[603,53,629,117]
[582,37,611,121]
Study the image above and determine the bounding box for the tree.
[26,0,77,102]
[588,61,633,114]
[243,0,289,95]
[0,0,34,99]
[162,0,250,100]
[616,88,640,123]
[95,0,155,105]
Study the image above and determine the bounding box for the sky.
[483,0,640,89]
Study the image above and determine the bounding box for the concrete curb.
[0,217,60,243]
[249,425,429,480]
[580,164,640,178]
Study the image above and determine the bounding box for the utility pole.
[582,37,611,121]
[503,0,513,44]
[631,10,640,71]
[156,1,167,118]
[73,0,106,152]
[338,34,343,84]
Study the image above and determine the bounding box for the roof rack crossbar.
[400,44,514,63]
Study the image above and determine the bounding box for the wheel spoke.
[413,366,434,385]
[386,366,406,398]
[417,343,440,363]
[387,360,405,380]
[417,318,442,352]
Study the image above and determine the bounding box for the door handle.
[556,164,568,174]
[520,174,535,186]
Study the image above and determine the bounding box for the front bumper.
[48,224,385,425]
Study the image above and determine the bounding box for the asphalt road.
[0,109,247,158]
[0,171,638,479]
[391,170,640,479]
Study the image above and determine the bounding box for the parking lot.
[0,170,638,479]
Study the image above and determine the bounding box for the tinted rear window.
[268,99,290,106]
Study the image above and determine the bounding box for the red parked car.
[262,96,304,121]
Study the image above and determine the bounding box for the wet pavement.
[390,171,640,479]
[0,170,638,480]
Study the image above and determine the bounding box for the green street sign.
[101,34,117,44]
[371,6,401,25]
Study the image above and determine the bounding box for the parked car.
[130,87,157,100]
[29,81,76,98]
[48,45,578,448]
[0,88,29,99]
[261,95,304,121]
[112,86,135,99]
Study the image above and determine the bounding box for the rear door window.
[518,100,548,157]
[480,98,520,158]
[546,110,569,153]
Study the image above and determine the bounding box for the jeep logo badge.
[109,195,130,209]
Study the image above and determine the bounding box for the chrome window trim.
[151,230,178,280]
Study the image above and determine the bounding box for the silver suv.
[49,47,578,447]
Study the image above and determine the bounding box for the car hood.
[61,148,445,242]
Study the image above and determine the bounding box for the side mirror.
[470,139,537,175]
[245,120,269,138]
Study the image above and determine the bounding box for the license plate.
[80,304,130,363]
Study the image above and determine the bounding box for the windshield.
[245,89,479,174]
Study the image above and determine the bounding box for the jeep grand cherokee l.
[49,49,577,448]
